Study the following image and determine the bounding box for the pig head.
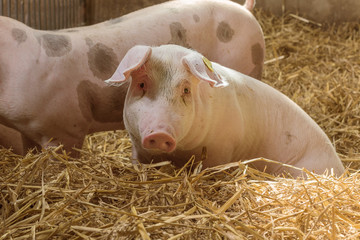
[106,45,345,178]
[106,45,226,166]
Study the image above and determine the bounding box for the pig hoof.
[143,133,176,153]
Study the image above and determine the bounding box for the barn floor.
[1,10,360,239]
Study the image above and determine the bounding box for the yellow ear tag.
[202,56,214,72]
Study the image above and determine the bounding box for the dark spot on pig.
[12,28,27,44]
[248,43,264,79]
[40,34,72,57]
[193,14,200,23]
[76,80,128,124]
[216,21,234,43]
[169,22,190,48]
[87,43,119,79]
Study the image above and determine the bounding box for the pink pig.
[0,0,264,155]
[106,45,345,177]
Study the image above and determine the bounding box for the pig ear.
[105,45,152,85]
[182,53,228,88]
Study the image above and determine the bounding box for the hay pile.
[1,11,359,239]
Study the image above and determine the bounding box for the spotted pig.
[0,0,264,155]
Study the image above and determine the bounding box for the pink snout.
[142,132,176,153]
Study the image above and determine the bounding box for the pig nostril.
[143,133,176,153]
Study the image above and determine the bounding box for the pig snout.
[142,132,176,153]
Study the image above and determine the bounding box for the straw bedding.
[1,10,359,239]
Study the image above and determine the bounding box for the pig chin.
[144,148,172,155]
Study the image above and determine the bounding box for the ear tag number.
[202,56,214,72]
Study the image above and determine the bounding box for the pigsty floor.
[1,11,359,239]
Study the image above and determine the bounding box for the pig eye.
[183,87,191,94]
[139,82,145,89]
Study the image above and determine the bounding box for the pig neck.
[199,66,269,162]
[85,81,128,133]
[209,82,263,160]
[177,80,258,158]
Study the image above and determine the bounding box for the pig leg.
[21,133,83,157]
[0,125,23,155]
[21,134,41,154]
[41,136,84,158]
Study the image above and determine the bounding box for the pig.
[105,44,345,177]
[0,0,264,155]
